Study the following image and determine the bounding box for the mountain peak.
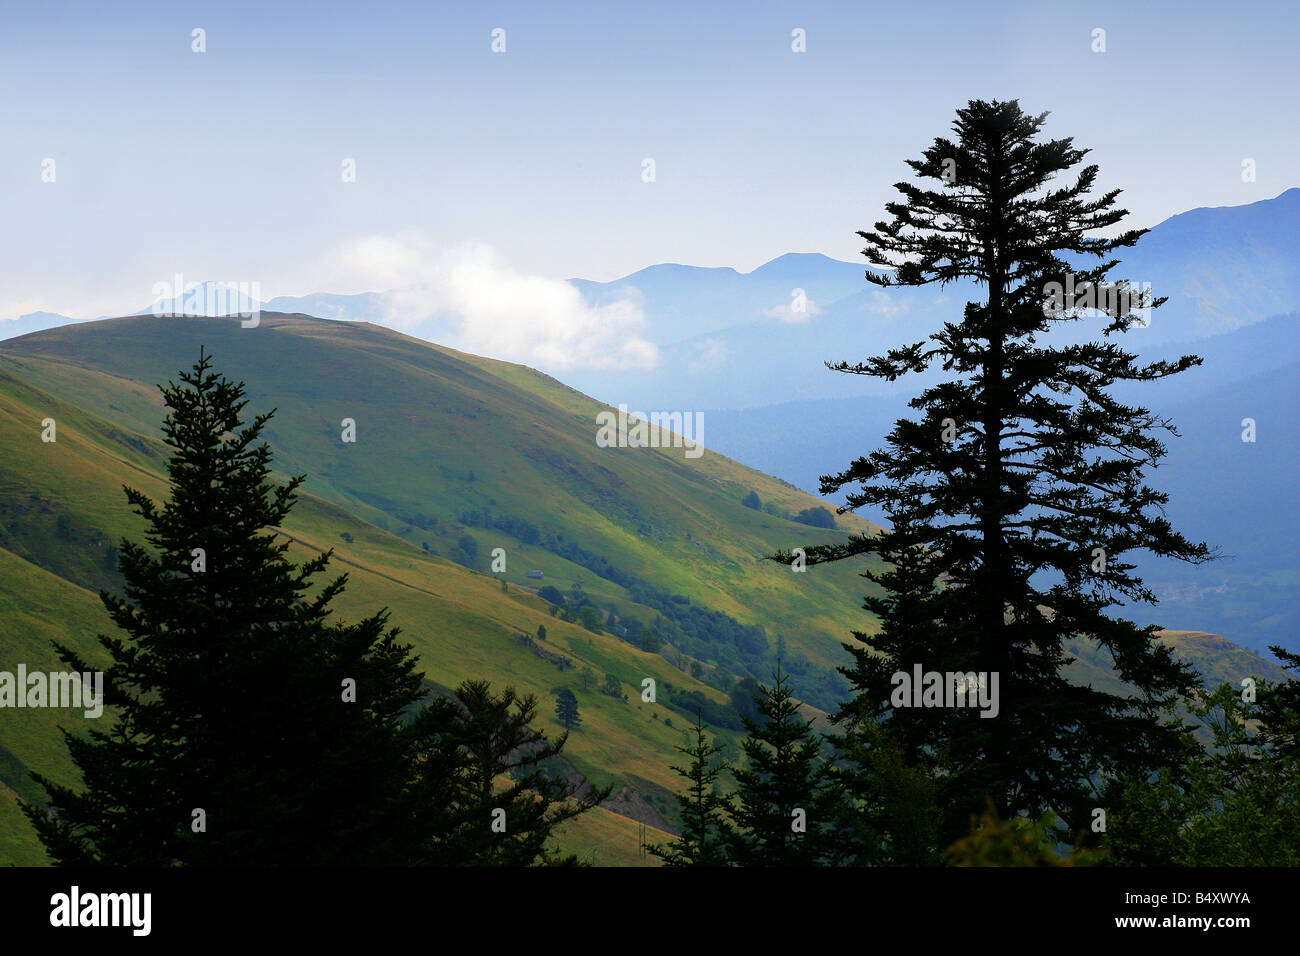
[746,252,857,276]
[140,279,264,317]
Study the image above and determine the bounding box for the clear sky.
[3,0,1297,319]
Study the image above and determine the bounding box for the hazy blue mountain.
[561,188,1299,410]
[1132,359,1299,652]
[571,252,868,347]
[1109,187,1300,339]
[141,280,264,316]
[0,311,106,341]
[2,284,270,343]
[5,189,1293,385]
[262,291,389,322]
[699,316,1300,653]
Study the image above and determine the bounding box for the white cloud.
[763,299,822,324]
[689,337,728,371]
[313,234,658,371]
[865,290,905,317]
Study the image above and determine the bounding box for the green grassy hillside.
[0,314,886,863]
[0,313,1286,865]
[0,315,887,686]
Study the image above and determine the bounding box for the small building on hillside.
[525,569,544,579]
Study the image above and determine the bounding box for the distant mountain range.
[7,189,1296,406]
[559,187,1299,411]
[699,315,1300,654]
[2,188,1292,658]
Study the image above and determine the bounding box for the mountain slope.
[0,313,886,681]
[697,333,1300,653]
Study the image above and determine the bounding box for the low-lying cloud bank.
[317,234,659,372]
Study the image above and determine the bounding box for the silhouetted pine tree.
[22,349,424,865]
[648,713,733,866]
[407,680,609,866]
[728,666,844,866]
[788,99,1214,843]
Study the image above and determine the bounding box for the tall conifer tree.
[790,99,1214,841]
[23,350,424,864]
[407,680,609,866]
[648,713,733,866]
[729,666,844,866]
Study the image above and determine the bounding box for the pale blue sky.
[2,0,1296,318]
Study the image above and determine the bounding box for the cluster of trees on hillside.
[652,650,1300,866]
[21,352,609,866]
